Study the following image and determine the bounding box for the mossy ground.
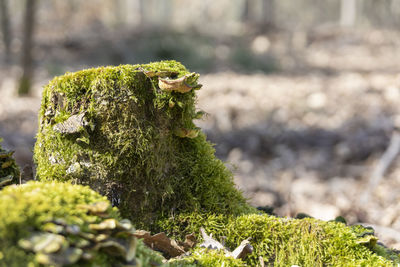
[0,181,165,267]
[160,213,400,266]
[34,61,253,228]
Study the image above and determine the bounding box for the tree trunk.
[159,0,172,27]
[261,0,275,28]
[139,0,148,26]
[340,0,357,27]
[0,0,11,63]
[18,0,37,96]
[242,0,251,23]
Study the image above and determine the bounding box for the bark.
[261,0,275,28]
[0,0,11,63]
[242,0,251,23]
[18,0,37,96]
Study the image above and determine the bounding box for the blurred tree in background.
[0,0,400,95]
[18,0,37,95]
[0,0,11,63]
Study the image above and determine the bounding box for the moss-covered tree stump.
[0,181,165,266]
[34,61,253,228]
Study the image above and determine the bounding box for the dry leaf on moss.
[134,230,190,258]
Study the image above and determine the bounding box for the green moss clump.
[0,138,19,188]
[34,60,254,228]
[170,248,246,267]
[159,213,400,266]
[0,181,165,266]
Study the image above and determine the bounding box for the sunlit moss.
[170,248,246,267]
[34,61,254,229]
[159,213,400,266]
[0,181,165,266]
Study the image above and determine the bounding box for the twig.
[360,131,400,205]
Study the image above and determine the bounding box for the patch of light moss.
[159,213,400,266]
[34,61,255,229]
[0,181,165,267]
[170,248,246,267]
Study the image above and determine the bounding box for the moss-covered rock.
[160,213,400,266]
[34,61,254,228]
[0,138,19,189]
[0,181,166,267]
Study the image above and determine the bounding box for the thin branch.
[360,131,400,204]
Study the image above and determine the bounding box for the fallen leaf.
[134,230,185,258]
[178,234,196,251]
[199,228,253,259]
[231,239,253,259]
[199,227,225,250]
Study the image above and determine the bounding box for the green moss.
[0,181,166,267]
[0,138,19,188]
[159,213,400,266]
[34,60,254,229]
[171,248,246,267]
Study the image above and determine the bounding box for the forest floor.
[2,27,400,248]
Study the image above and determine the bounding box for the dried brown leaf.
[178,234,196,251]
[134,230,185,258]
[231,239,253,259]
[199,227,225,250]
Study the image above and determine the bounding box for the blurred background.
[2,0,400,247]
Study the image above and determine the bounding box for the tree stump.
[34,61,253,228]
